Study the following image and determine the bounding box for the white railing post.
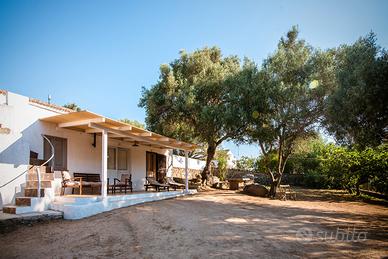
[101,130,108,198]
[36,167,41,198]
[185,150,189,193]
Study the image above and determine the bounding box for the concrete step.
[15,197,31,206]
[26,172,54,181]
[26,180,52,188]
[3,195,55,215]
[28,166,50,174]
[2,205,35,214]
[24,188,46,197]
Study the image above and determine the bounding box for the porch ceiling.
[40,111,196,151]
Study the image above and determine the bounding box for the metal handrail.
[0,135,55,193]
[36,135,55,197]
[41,135,55,168]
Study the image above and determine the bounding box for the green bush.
[301,170,329,189]
[320,144,388,195]
[256,137,388,194]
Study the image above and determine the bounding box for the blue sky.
[1,0,387,158]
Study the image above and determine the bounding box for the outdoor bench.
[73,173,101,194]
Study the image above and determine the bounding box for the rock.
[208,176,220,186]
[243,184,269,197]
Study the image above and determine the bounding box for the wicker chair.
[61,171,83,195]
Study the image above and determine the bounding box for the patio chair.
[112,173,133,194]
[61,171,84,195]
[107,178,114,194]
[144,177,170,192]
[165,177,185,190]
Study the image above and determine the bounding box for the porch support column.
[185,150,189,193]
[101,130,108,198]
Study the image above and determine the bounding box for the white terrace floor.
[50,189,197,220]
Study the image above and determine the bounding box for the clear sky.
[1,0,387,158]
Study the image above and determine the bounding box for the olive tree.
[139,47,246,183]
[238,27,336,197]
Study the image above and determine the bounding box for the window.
[108,147,128,170]
[117,148,128,170]
[108,147,116,170]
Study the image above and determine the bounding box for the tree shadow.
[170,193,388,258]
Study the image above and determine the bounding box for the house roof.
[29,97,75,113]
[41,110,196,151]
[1,89,75,113]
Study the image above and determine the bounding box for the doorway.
[44,135,67,171]
[146,151,166,182]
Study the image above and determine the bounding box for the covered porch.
[40,111,197,218]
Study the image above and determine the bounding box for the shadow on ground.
[0,189,387,258]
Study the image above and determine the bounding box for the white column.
[101,130,108,198]
[185,150,189,193]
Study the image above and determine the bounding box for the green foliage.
[139,47,244,143]
[137,27,387,192]
[301,170,330,189]
[283,135,325,175]
[139,47,247,182]
[236,26,336,196]
[215,149,229,181]
[320,144,388,194]
[235,156,259,171]
[255,135,388,194]
[325,33,388,148]
[63,103,82,111]
[119,118,145,129]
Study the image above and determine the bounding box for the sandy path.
[0,189,387,258]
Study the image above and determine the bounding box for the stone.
[243,184,269,197]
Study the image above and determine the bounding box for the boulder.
[243,184,269,197]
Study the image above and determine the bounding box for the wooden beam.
[152,137,170,142]
[118,126,133,131]
[132,132,152,137]
[109,134,125,138]
[59,117,105,128]
[85,128,102,133]
[89,123,194,150]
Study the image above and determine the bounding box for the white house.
[0,90,197,219]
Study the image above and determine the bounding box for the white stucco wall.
[173,155,205,170]
[0,91,175,208]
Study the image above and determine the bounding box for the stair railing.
[37,135,55,197]
[0,135,55,196]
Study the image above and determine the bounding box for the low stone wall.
[213,168,304,186]
[173,167,304,186]
[172,167,202,180]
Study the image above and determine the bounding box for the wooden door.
[44,135,67,171]
[146,152,166,182]
[146,152,157,178]
[156,154,166,182]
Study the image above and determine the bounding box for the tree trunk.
[269,154,288,198]
[269,175,282,198]
[201,143,216,185]
[355,180,361,196]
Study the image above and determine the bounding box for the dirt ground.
[1,189,387,258]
